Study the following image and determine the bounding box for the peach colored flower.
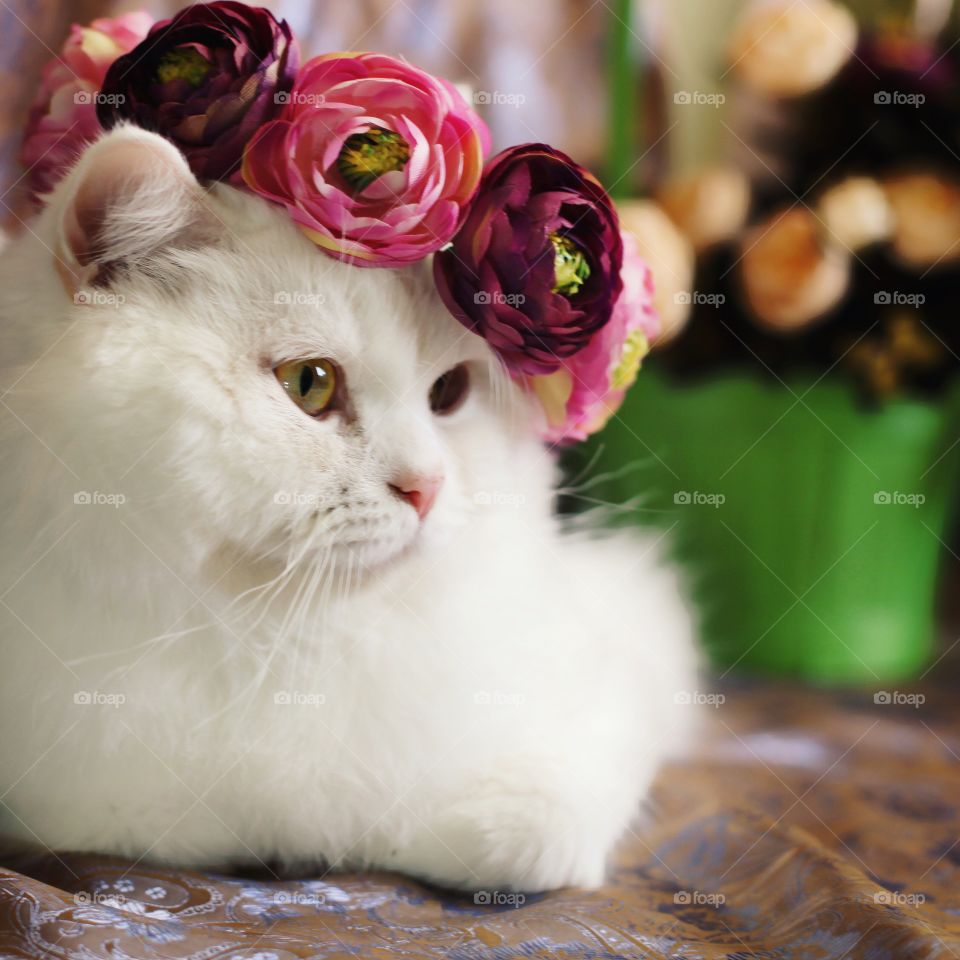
[740,207,850,332]
[656,166,751,253]
[883,173,960,269]
[617,200,695,344]
[729,0,856,97]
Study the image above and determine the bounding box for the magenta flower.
[241,52,490,266]
[98,2,298,181]
[532,233,659,444]
[433,143,624,376]
[20,12,153,201]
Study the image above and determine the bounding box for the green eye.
[275,358,338,416]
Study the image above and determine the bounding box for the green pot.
[581,369,960,683]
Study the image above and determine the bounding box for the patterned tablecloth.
[1,678,958,959]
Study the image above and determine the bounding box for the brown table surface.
[1,676,958,959]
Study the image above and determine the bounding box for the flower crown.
[20,1,659,443]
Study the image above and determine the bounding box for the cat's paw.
[387,764,619,892]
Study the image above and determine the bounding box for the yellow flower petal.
[531,370,573,428]
[79,27,123,62]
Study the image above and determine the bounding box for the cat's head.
[4,126,550,582]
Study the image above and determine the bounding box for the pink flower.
[242,52,490,266]
[531,233,659,444]
[20,13,153,201]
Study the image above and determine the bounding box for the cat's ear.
[54,126,211,294]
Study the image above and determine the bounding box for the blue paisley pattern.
[1,681,957,959]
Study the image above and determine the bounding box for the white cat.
[0,126,696,892]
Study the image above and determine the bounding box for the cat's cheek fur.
[0,126,699,892]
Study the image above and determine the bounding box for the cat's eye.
[429,363,470,416]
[275,358,339,417]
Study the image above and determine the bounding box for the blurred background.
[3,0,960,686]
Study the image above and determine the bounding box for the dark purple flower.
[433,143,623,375]
[97,1,298,181]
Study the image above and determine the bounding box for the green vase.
[582,369,960,683]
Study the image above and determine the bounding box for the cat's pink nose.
[389,475,443,520]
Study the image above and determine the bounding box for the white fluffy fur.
[0,127,696,892]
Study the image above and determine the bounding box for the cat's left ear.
[54,125,211,294]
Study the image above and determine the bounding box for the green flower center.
[550,233,591,297]
[156,47,213,87]
[609,329,649,391]
[336,127,410,193]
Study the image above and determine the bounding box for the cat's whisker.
[557,456,652,497]
[195,575,311,730]
[274,553,318,642]
[65,620,210,668]
[561,493,669,536]
[222,528,316,628]
[286,548,329,685]
[344,553,359,601]
[559,491,654,512]
[559,442,608,493]
[77,530,289,680]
